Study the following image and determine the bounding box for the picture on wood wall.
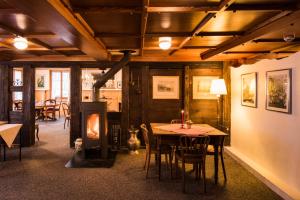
[192,76,219,99]
[266,69,292,114]
[241,72,257,107]
[152,76,179,99]
[35,70,49,90]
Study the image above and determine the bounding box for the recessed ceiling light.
[13,36,28,50]
[159,37,171,50]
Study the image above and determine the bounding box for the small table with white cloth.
[0,123,23,161]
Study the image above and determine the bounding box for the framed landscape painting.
[241,72,257,107]
[152,76,179,99]
[266,69,292,114]
[35,70,49,90]
[192,76,219,99]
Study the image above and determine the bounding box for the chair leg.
[182,161,186,193]
[19,144,22,161]
[36,126,39,141]
[169,152,173,178]
[202,160,206,193]
[175,157,179,177]
[3,145,6,161]
[64,118,66,129]
[143,147,148,170]
[221,152,227,181]
[146,150,151,178]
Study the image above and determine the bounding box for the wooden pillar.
[121,65,130,147]
[70,66,81,147]
[184,66,190,121]
[0,65,9,121]
[223,62,231,144]
[22,65,35,146]
[141,65,149,125]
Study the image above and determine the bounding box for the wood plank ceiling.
[0,0,299,63]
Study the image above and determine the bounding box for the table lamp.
[210,79,227,128]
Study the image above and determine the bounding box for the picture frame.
[35,70,49,90]
[192,76,219,99]
[266,69,292,114]
[241,72,257,107]
[152,76,179,99]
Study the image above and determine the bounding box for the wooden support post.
[70,66,81,147]
[22,65,35,146]
[141,65,149,125]
[0,65,9,121]
[121,65,130,147]
[184,66,190,121]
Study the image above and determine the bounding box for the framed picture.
[35,70,49,90]
[192,76,219,99]
[266,69,292,114]
[152,76,179,99]
[241,72,257,107]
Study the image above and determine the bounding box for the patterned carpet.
[0,120,282,200]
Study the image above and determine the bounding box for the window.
[51,71,70,99]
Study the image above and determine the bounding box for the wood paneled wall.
[122,62,228,146]
[0,65,9,121]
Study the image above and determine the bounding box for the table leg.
[214,142,219,184]
[3,144,6,161]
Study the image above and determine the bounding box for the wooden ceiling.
[0,0,300,63]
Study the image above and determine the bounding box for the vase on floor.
[127,126,140,154]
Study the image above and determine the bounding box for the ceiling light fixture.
[13,36,28,50]
[159,37,172,50]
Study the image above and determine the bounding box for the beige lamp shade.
[210,79,227,96]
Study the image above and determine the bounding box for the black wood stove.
[81,101,108,159]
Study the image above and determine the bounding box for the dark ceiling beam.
[0,33,57,39]
[196,31,244,37]
[224,51,270,54]
[253,38,300,43]
[73,6,142,14]
[0,8,22,14]
[200,10,300,60]
[140,0,149,56]
[169,13,215,55]
[0,23,67,56]
[227,3,297,12]
[94,31,243,38]
[5,0,108,60]
[169,0,234,55]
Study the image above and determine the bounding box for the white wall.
[230,52,300,200]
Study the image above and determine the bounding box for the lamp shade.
[210,79,227,96]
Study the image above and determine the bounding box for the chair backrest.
[45,99,56,106]
[178,135,210,159]
[140,124,150,146]
[171,119,182,124]
[62,103,70,116]
[14,101,23,110]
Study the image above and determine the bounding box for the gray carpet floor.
[0,120,282,200]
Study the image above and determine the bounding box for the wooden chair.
[140,124,173,179]
[62,103,71,129]
[44,99,56,120]
[175,135,210,193]
[170,119,182,124]
[14,101,23,111]
[207,135,227,181]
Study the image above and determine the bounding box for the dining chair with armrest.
[140,124,173,179]
[44,99,56,120]
[175,135,210,193]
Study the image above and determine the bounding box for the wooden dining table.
[151,123,227,184]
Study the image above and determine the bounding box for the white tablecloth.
[0,124,22,148]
